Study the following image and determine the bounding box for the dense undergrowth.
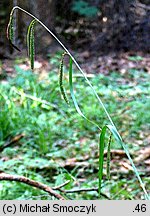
[0,54,149,199]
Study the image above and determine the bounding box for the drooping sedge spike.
[30,24,35,70]
[59,52,69,104]
[27,19,36,57]
[7,10,14,42]
[6,9,21,52]
[9,15,14,42]
[27,19,36,70]
[106,133,112,180]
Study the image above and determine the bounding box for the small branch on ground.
[52,180,70,190]
[0,134,25,153]
[0,172,65,200]
[111,169,150,177]
[54,187,110,200]
[0,173,110,199]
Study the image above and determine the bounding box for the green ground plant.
[0,64,149,199]
[71,0,99,18]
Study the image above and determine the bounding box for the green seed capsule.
[9,15,14,43]
[27,19,36,70]
[30,25,35,70]
[59,52,69,104]
[7,10,21,52]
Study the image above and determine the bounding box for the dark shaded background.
[0,0,150,59]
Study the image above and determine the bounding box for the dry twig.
[55,187,110,200]
[52,180,70,190]
[0,172,65,200]
[136,2,150,10]
[0,134,25,153]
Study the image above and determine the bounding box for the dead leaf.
[134,146,150,163]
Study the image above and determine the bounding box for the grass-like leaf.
[100,124,149,200]
[99,126,106,195]
[106,134,111,180]
[69,57,149,200]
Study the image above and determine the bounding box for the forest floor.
[0,50,150,200]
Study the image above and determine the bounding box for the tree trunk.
[27,0,56,54]
[0,0,14,58]
[91,0,150,53]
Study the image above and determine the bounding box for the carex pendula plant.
[7,6,149,200]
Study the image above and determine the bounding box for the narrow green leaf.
[106,134,111,180]
[98,126,106,195]
[106,124,149,200]
[106,124,121,142]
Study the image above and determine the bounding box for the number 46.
[135,204,146,212]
